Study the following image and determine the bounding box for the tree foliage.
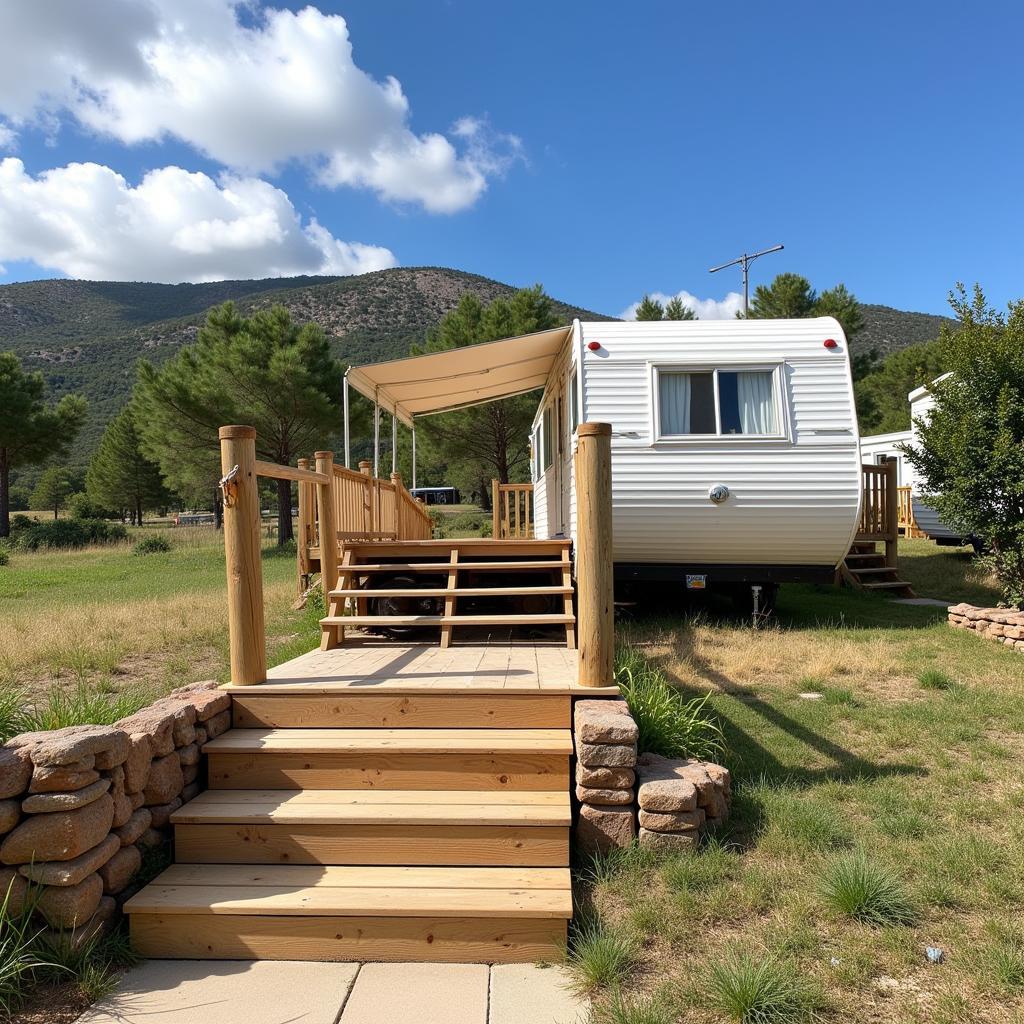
[413,286,558,498]
[134,303,345,543]
[30,466,74,520]
[902,284,1024,606]
[748,273,870,374]
[634,295,665,321]
[86,407,170,524]
[664,296,697,320]
[0,352,87,536]
[853,336,947,433]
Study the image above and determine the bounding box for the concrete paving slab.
[77,959,359,1024]
[892,597,954,606]
[489,964,588,1024]
[340,962,489,1024]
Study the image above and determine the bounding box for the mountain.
[0,267,951,471]
[0,268,608,469]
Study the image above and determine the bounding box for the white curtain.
[659,373,691,434]
[737,371,776,434]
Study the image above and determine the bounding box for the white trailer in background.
[859,373,960,543]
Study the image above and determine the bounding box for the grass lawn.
[578,542,1024,1023]
[0,526,306,704]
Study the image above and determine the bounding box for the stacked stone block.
[636,752,731,852]
[0,680,229,947]
[948,603,1024,652]
[573,699,638,854]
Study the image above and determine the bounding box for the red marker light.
[823,338,838,349]
[587,341,601,351]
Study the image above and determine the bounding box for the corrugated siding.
[577,318,861,566]
[907,387,958,538]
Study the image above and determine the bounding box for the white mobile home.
[859,373,960,542]
[343,317,863,603]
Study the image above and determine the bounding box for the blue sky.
[0,0,1020,318]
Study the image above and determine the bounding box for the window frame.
[650,363,788,442]
[542,405,555,470]
[568,367,580,434]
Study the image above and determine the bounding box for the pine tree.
[664,296,697,320]
[748,273,865,353]
[634,295,665,321]
[87,407,170,525]
[0,352,87,536]
[134,302,345,544]
[31,466,73,520]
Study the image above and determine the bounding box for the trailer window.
[656,367,780,437]
[542,407,554,469]
[569,369,579,433]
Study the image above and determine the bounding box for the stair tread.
[862,581,913,589]
[172,788,571,826]
[338,562,567,572]
[125,864,573,919]
[203,727,574,755]
[320,614,575,627]
[329,586,572,598]
[848,567,900,575]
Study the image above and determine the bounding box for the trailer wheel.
[367,574,443,637]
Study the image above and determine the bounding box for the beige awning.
[346,326,572,426]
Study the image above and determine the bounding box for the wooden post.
[219,425,266,686]
[491,479,500,539]
[884,457,899,570]
[296,456,311,595]
[390,473,403,539]
[575,422,614,688]
[359,459,372,535]
[315,451,338,599]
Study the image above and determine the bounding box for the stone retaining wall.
[948,603,1024,652]
[572,699,731,856]
[0,681,229,947]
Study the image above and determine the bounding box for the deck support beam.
[575,422,614,688]
[219,425,266,686]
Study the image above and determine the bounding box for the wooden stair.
[841,542,915,597]
[319,539,576,650]
[125,688,575,963]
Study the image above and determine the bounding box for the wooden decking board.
[319,614,576,627]
[328,561,567,572]
[203,727,573,755]
[328,586,573,598]
[172,788,571,825]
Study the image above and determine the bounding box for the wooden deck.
[224,641,618,695]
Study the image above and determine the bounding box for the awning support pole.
[411,420,417,491]
[342,372,351,469]
[373,392,380,479]
[391,415,397,476]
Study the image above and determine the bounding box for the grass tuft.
[708,950,821,1023]
[564,917,638,992]
[615,646,724,760]
[593,988,676,1024]
[6,683,155,742]
[918,668,956,690]
[0,883,63,1015]
[819,852,916,926]
[661,838,740,894]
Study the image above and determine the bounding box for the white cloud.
[0,158,396,283]
[0,1,517,213]
[0,123,16,151]
[619,289,746,321]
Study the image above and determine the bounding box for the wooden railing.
[857,460,898,569]
[492,481,534,539]
[896,485,919,537]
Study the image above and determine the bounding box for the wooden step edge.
[847,567,900,575]
[861,581,914,590]
[328,587,573,598]
[340,562,569,572]
[319,614,576,627]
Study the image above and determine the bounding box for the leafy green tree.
[664,296,697,321]
[902,284,1024,605]
[413,286,558,496]
[87,407,171,525]
[134,302,345,544]
[634,295,665,321]
[853,337,947,433]
[748,273,865,352]
[0,352,87,537]
[31,466,73,520]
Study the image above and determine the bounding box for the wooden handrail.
[857,460,899,569]
[254,459,329,485]
[492,480,534,539]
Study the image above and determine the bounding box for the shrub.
[819,851,916,926]
[8,514,33,536]
[565,917,638,991]
[615,646,724,760]
[12,518,128,551]
[67,492,118,521]
[132,534,172,556]
[0,547,8,567]
[708,951,821,1024]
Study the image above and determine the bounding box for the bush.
[132,534,172,556]
[8,514,33,536]
[12,518,128,552]
[615,646,724,761]
[819,851,916,926]
[0,547,8,567]
[67,492,118,521]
